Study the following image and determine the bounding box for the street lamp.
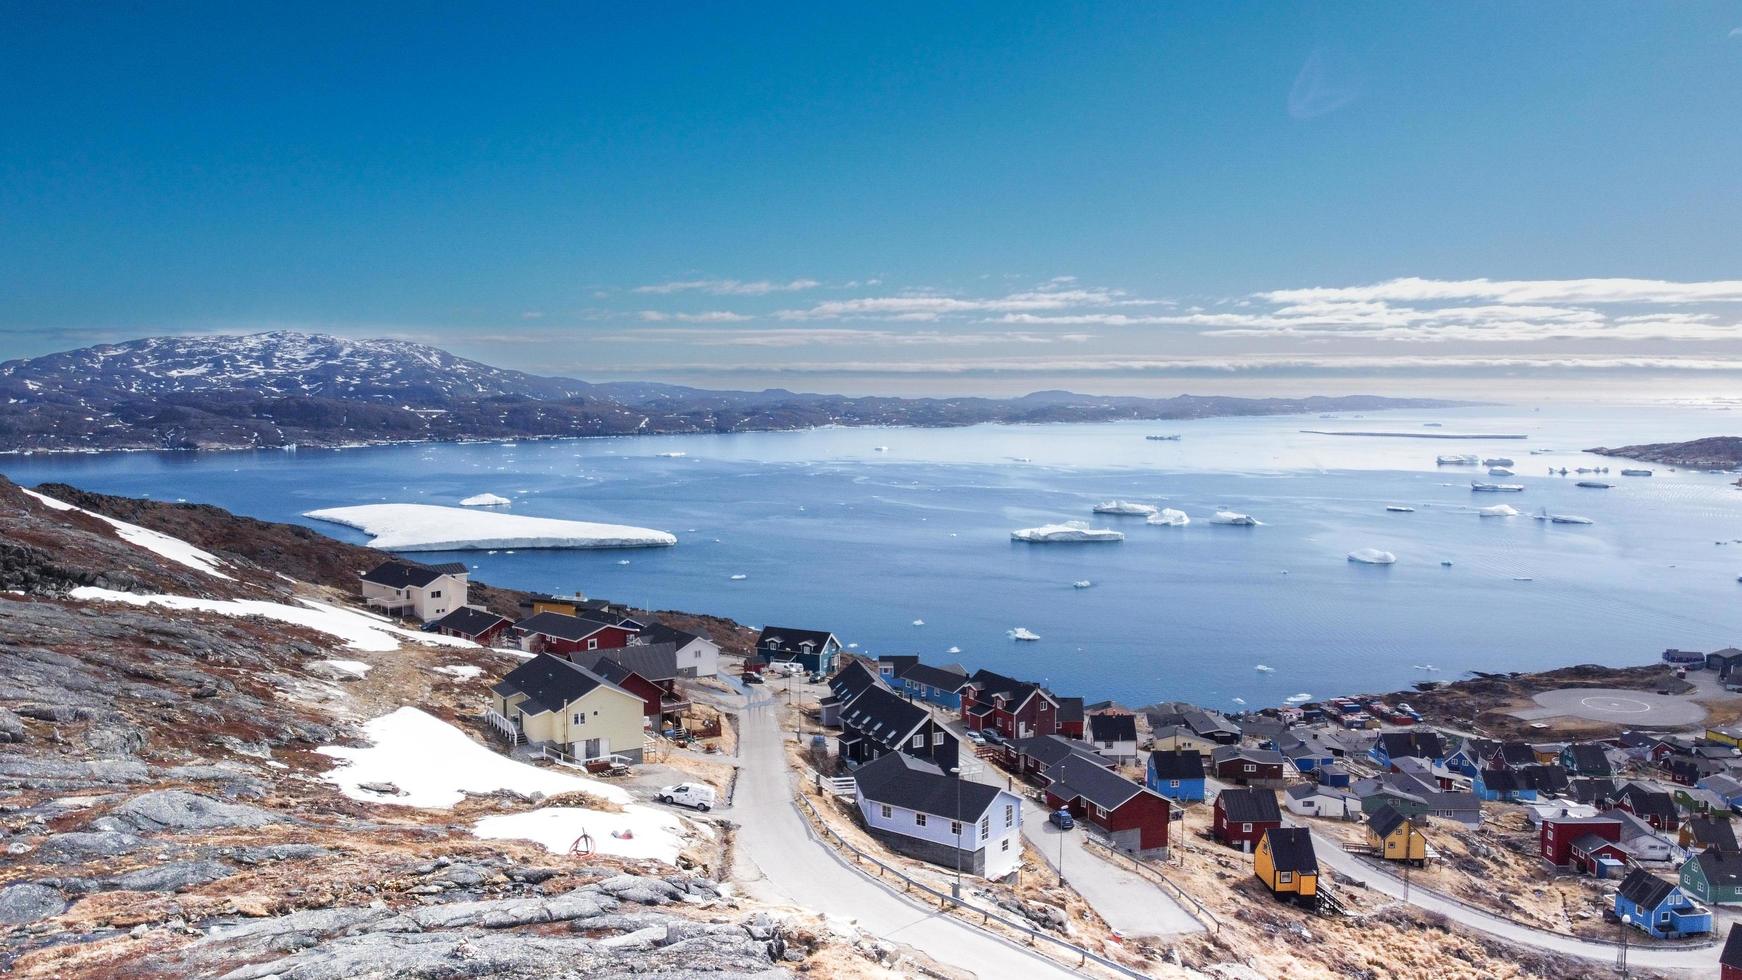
[950,758,984,900]
[1617,912,1631,977]
[1057,761,1067,886]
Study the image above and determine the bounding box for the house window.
[980,816,990,839]
[1093,805,1107,819]
[912,734,925,749]
[933,732,945,746]
[1279,871,1293,884]
[881,805,892,819]
[1001,838,1010,852]
[1170,779,1181,788]
[588,638,599,651]
[429,590,442,599]
[915,813,927,827]
[1005,805,1015,828]
[1243,822,1253,833]
[950,820,962,836]
[573,712,585,725]
[1244,763,1256,773]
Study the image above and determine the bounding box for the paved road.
[729,694,1085,980]
[963,764,1203,938]
[1285,814,1716,975]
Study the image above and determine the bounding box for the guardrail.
[1080,833,1221,934]
[791,792,1151,980]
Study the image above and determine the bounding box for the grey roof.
[1056,696,1085,724]
[1369,803,1414,841]
[1687,817,1739,851]
[1263,827,1318,875]
[1089,713,1137,744]
[897,661,969,691]
[514,611,621,642]
[494,654,632,715]
[428,607,511,637]
[1148,750,1205,782]
[600,642,678,681]
[1212,746,1284,768]
[1009,735,1108,771]
[757,626,837,656]
[1217,787,1282,824]
[637,622,704,648]
[840,684,932,753]
[853,753,1004,822]
[361,559,466,589]
[1617,868,1678,909]
[1043,758,1148,811]
[1377,730,1445,761]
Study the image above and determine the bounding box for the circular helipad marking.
[1577,696,1652,714]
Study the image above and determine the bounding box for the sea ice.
[1072,580,1093,589]
[729,574,747,580]
[1146,508,1190,526]
[656,451,687,458]
[946,646,962,654]
[1255,664,1275,672]
[912,619,925,627]
[1347,548,1397,565]
[1478,504,1520,517]
[458,493,512,507]
[1008,627,1041,641]
[1284,693,1312,704]
[303,503,677,551]
[1010,521,1124,543]
[1092,500,1158,517]
[1210,510,1260,526]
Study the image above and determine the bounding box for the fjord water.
[7,404,1739,709]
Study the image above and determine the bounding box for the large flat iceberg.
[1092,500,1157,517]
[1347,548,1397,565]
[305,503,677,551]
[1146,508,1191,526]
[1011,521,1124,543]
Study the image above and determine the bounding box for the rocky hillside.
[0,478,818,979]
[0,331,1463,452]
[1586,436,1742,470]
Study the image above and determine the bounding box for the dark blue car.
[1049,808,1074,830]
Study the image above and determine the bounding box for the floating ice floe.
[1011,522,1124,543]
[1231,697,1246,705]
[1478,504,1520,517]
[303,504,677,551]
[946,646,962,654]
[1471,482,1524,492]
[1284,692,1312,704]
[1441,560,1454,567]
[655,451,687,458]
[1482,458,1515,467]
[1347,548,1397,565]
[1487,467,1515,477]
[616,559,630,565]
[1385,505,1414,513]
[873,446,889,452]
[1620,468,1653,477]
[729,574,748,581]
[1147,508,1190,526]
[1534,508,1594,525]
[1436,454,1479,465]
[1210,510,1260,526]
[1092,500,1158,517]
[459,493,512,507]
[1072,580,1093,589]
[1254,664,1275,673]
[912,619,925,627]
[1008,627,1041,641]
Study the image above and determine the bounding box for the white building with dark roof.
[359,559,468,622]
[853,752,1024,880]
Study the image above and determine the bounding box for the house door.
[581,738,604,760]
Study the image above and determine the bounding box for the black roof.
[1377,730,1444,761]
[1182,708,1238,737]
[1212,746,1284,768]
[493,654,629,715]
[1044,758,1148,811]
[1008,734,1108,770]
[1479,768,1525,792]
[1569,777,1619,805]
[1617,868,1678,909]
[600,642,678,681]
[1688,817,1740,851]
[1369,803,1415,841]
[1148,750,1205,781]
[839,684,932,752]
[514,611,620,642]
[1494,741,1537,766]
[1622,783,1678,819]
[1522,765,1571,794]
[361,559,467,589]
[757,626,837,655]
[897,661,968,691]
[1263,827,1317,875]
[634,622,703,648]
[852,752,1004,822]
[1056,696,1085,724]
[828,660,887,702]
[961,668,1051,709]
[1697,849,1742,887]
[1721,925,1742,969]
[1089,713,1137,743]
[428,606,511,636]
[1565,743,1613,773]
[1218,787,1282,824]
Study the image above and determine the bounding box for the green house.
[1680,850,1742,905]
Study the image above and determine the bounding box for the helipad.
[1511,687,1706,727]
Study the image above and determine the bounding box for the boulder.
[104,860,234,893]
[105,790,281,833]
[32,831,150,864]
[0,882,66,925]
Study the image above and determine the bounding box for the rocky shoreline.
[1586,436,1742,470]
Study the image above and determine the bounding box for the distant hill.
[1586,436,1742,470]
[0,331,1467,452]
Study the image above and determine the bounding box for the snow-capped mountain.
[0,331,586,405]
[0,331,1461,453]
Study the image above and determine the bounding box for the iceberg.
[729,574,747,581]
[303,504,677,551]
[458,493,512,507]
[1008,627,1041,641]
[655,451,687,458]
[1283,693,1312,704]
[1482,458,1515,467]
[1254,664,1274,672]
[1210,510,1260,526]
[1146,508,1191,526]
[1487,467,1514,477]
[1385,505,1415,513]
[1478,504,1520,517]
[912,619,926,626]
[1093,500,1158,517]
[1011,521,1125,543]
[1620,468,1653,476]
[1072,580,1093,589]
[1576,481,1613,489]
[946,646,962,654]
[1534,508,1594,525]
[1470,482,1525,492]
[1347,548,1397,565]
[1436,454,1479,465]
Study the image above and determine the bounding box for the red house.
[573,644,685,724]
[1042,759,1169,857]
[1721,925,1742,980]
[514,612,635,656]
[1057,697,1085,740]
[1614,784,1681,832]
[428,607,513,646]
[1211,746,1286,787]
[959,669,1059,741]
[1212,787,1282,852]
[1539,815,1623,868]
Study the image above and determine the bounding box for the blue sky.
[3,3,1741,397]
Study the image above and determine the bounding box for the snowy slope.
[23,487,235,580]
[69,587,476,652]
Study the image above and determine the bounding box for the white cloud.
[636,310,752,323]
[779,287,1131,321]
[606,327,1094,348]
[632,278,821,296]
[1260,277,1742,306]
[633,353,1742,376]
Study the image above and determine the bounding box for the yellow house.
[1368,804,1428,864]
[1706,726,1742,748]
[1254,827,1318,901]
[1150,725,1220,759]
[489,654,647,763]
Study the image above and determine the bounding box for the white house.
[359,559,469,622]
[853,752,1023,881]
[1088,713,1139,766]
[636,623,720,678]
[1284,784,1359,820]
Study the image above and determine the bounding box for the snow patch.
[304,503,677,551]
[68,588,474,652]
[24,488,234,580]
[311,659,372,679]
[433,664,483,680]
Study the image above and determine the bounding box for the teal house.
[1681,850,1742,906]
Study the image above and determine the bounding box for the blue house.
[1698,773,1742,810]
[1472,768,1538,803]
[1443,737,1498,779]
[1370,730,1446,769]
[1280,736,1335,774]
[1147,749,1206,803]
[755,626,841,674]
[895,661,966,710]
[1614,868,1712,939]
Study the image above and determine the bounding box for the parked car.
[1049,808,1074,830]
[657,783,717,812]
[741,672,764,685]
[810,734,828,750]
[980,730,1005,747]
[967,730,986,746]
